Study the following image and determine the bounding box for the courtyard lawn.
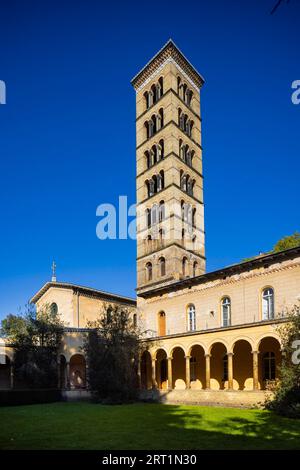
[0,402,300,450]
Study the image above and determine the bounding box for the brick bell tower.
[131,40,206,296]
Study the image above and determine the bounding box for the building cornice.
[136,120,202,152]
[131,39,205,92]
[137,246,300,298]
[141,317,288,343]
[137,151,203,180]
[136,88,201,123]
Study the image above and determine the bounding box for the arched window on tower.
[145,150,151,169]
[193,261,198,277]
[146,208,151,228]
[159,257,166,277]
[159,201,165,222]
[159,170,164,191]
[144,121,149,139]
[159,228,164,246]
[186,89,193,106]
[158,139,164,161]
[181,200,185,221]
[177,76,181,95]
[146,235,152,253]
[158,108,164,129]
[144,91,149,110]
[146,262,153,282]
[157,77,163,100]
[151,84,157,104]
[152,204,159,225]
[192,208,196,226]
[148,89,154,107]
[262,288,274,320]
[221,297,231,327]
[182,257,188,277]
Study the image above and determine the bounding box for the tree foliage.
[272,232,300,253]
[266,304,300,418]
[243,231,300,262]
[83,304,144,404]
[1,304,64,389]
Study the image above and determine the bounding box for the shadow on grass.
[149,403,300,450]
[0,400,300,450]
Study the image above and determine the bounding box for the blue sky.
[0,0,299,319]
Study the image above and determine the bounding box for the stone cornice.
[137,247,300,299]
[136,120,202,152]
[137,183,204,207]
[131,39,204,92]
[136,88,201,122]
[137,151,203,180]
[141,317,288,343]
[136,240,206,262]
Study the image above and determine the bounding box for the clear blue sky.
[0,0,299,319]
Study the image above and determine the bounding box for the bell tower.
[131,40,206,296]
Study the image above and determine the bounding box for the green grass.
[0,402,300,450]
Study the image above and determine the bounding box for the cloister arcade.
[0,336,282,393]
[140,335,281,392]
[58,353,87,390]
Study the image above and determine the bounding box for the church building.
[1,40,300,405]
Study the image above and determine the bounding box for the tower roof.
[131,39,205,92]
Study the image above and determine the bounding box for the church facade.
[1,40,300,404]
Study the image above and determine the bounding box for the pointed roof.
[131,39,205,91]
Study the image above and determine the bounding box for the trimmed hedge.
[0,389,62,406]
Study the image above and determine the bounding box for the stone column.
[227,352,234,390]
[205,354,211,389]
[151,359,157,389]
[167,356,173,390]
[66,362,70,390]
[252,351,259,390]
[185,355,191,389]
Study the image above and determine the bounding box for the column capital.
[184,355,191,360]
[227,352,234,357]
[167,356,173,361]
[205,353,211,358]
[251,350,259,355]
